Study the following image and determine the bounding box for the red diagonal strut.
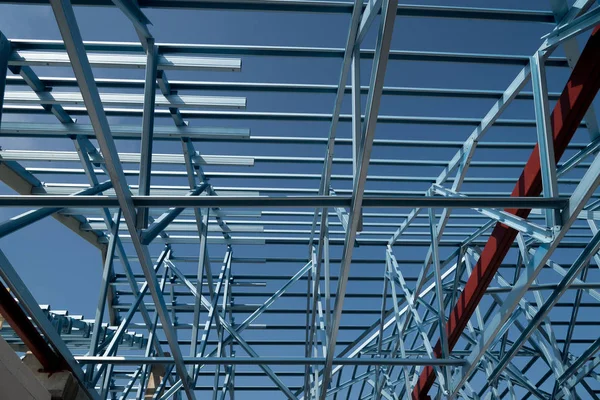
[413,26,600,400]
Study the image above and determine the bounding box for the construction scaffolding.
[0,1,600,399]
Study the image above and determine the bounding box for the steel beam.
[136,41,158,229]
[0,195,567,209]
[0,180,112,238]
[0,32,8,126]
[76,356,467,367]
[0,1,561,22]
[320,0,397,394]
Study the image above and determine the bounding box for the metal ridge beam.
[413,25,600,400]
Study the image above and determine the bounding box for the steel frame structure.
[0,1,599,399]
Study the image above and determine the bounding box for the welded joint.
[157,70,189,127]
[540,5,600,53]
[431,184,554,243]
[7,64,75,124]
[111,0,153,41]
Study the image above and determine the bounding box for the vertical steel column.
[531,52,560,229]
[136,266,169,400]
[189,208,210,385]
[413,26,600,400]
[137,41,158,230]
[351,47,363,232]
[0,32,10,127]
[307,0,362,273]
[86,210,121,385]
[427,206,450,392]
[320,0,397,396]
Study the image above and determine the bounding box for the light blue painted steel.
[531,52,560,229]
[0,32,9,126]
[135,266,170,400]
[49,1,196,397]
[320,0,397,395]
[485,227,600,389]
[166,260,299,399]
[541,5,600,51]
[73,135,170,359]
[7,64,74,123]
[450,145,600,397]
[307,0,362,269]
[140,183,209,244]
[356,0,383,44]
[6,39,574,66]
[0,180,112,238]
[117,367,141,400]
[163,259,313,399]
[77,356,468,367]
[111,0,152,40]
[387,64,532,350]
[427,205,451,394]
[137,41,158,229]
[92,247,170,386]
[85,210,121,386]
[431,184,553,243]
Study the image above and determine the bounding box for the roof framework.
[0,1,599,399]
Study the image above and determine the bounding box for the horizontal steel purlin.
[5,40,571,66]
[3,90,247,109]
[75,356,468,366]
[0,195,567,208]
[0,2,559,22]
[10,50,242,71]
[4,76,566,99]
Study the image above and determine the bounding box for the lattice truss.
[0,1,600,399]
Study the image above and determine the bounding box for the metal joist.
[10,50,241,71]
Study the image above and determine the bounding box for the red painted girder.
[413,26,600,400]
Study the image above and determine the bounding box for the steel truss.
[0,1,599,399]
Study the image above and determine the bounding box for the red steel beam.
[413,26,600,400]
[0,280,66,372]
